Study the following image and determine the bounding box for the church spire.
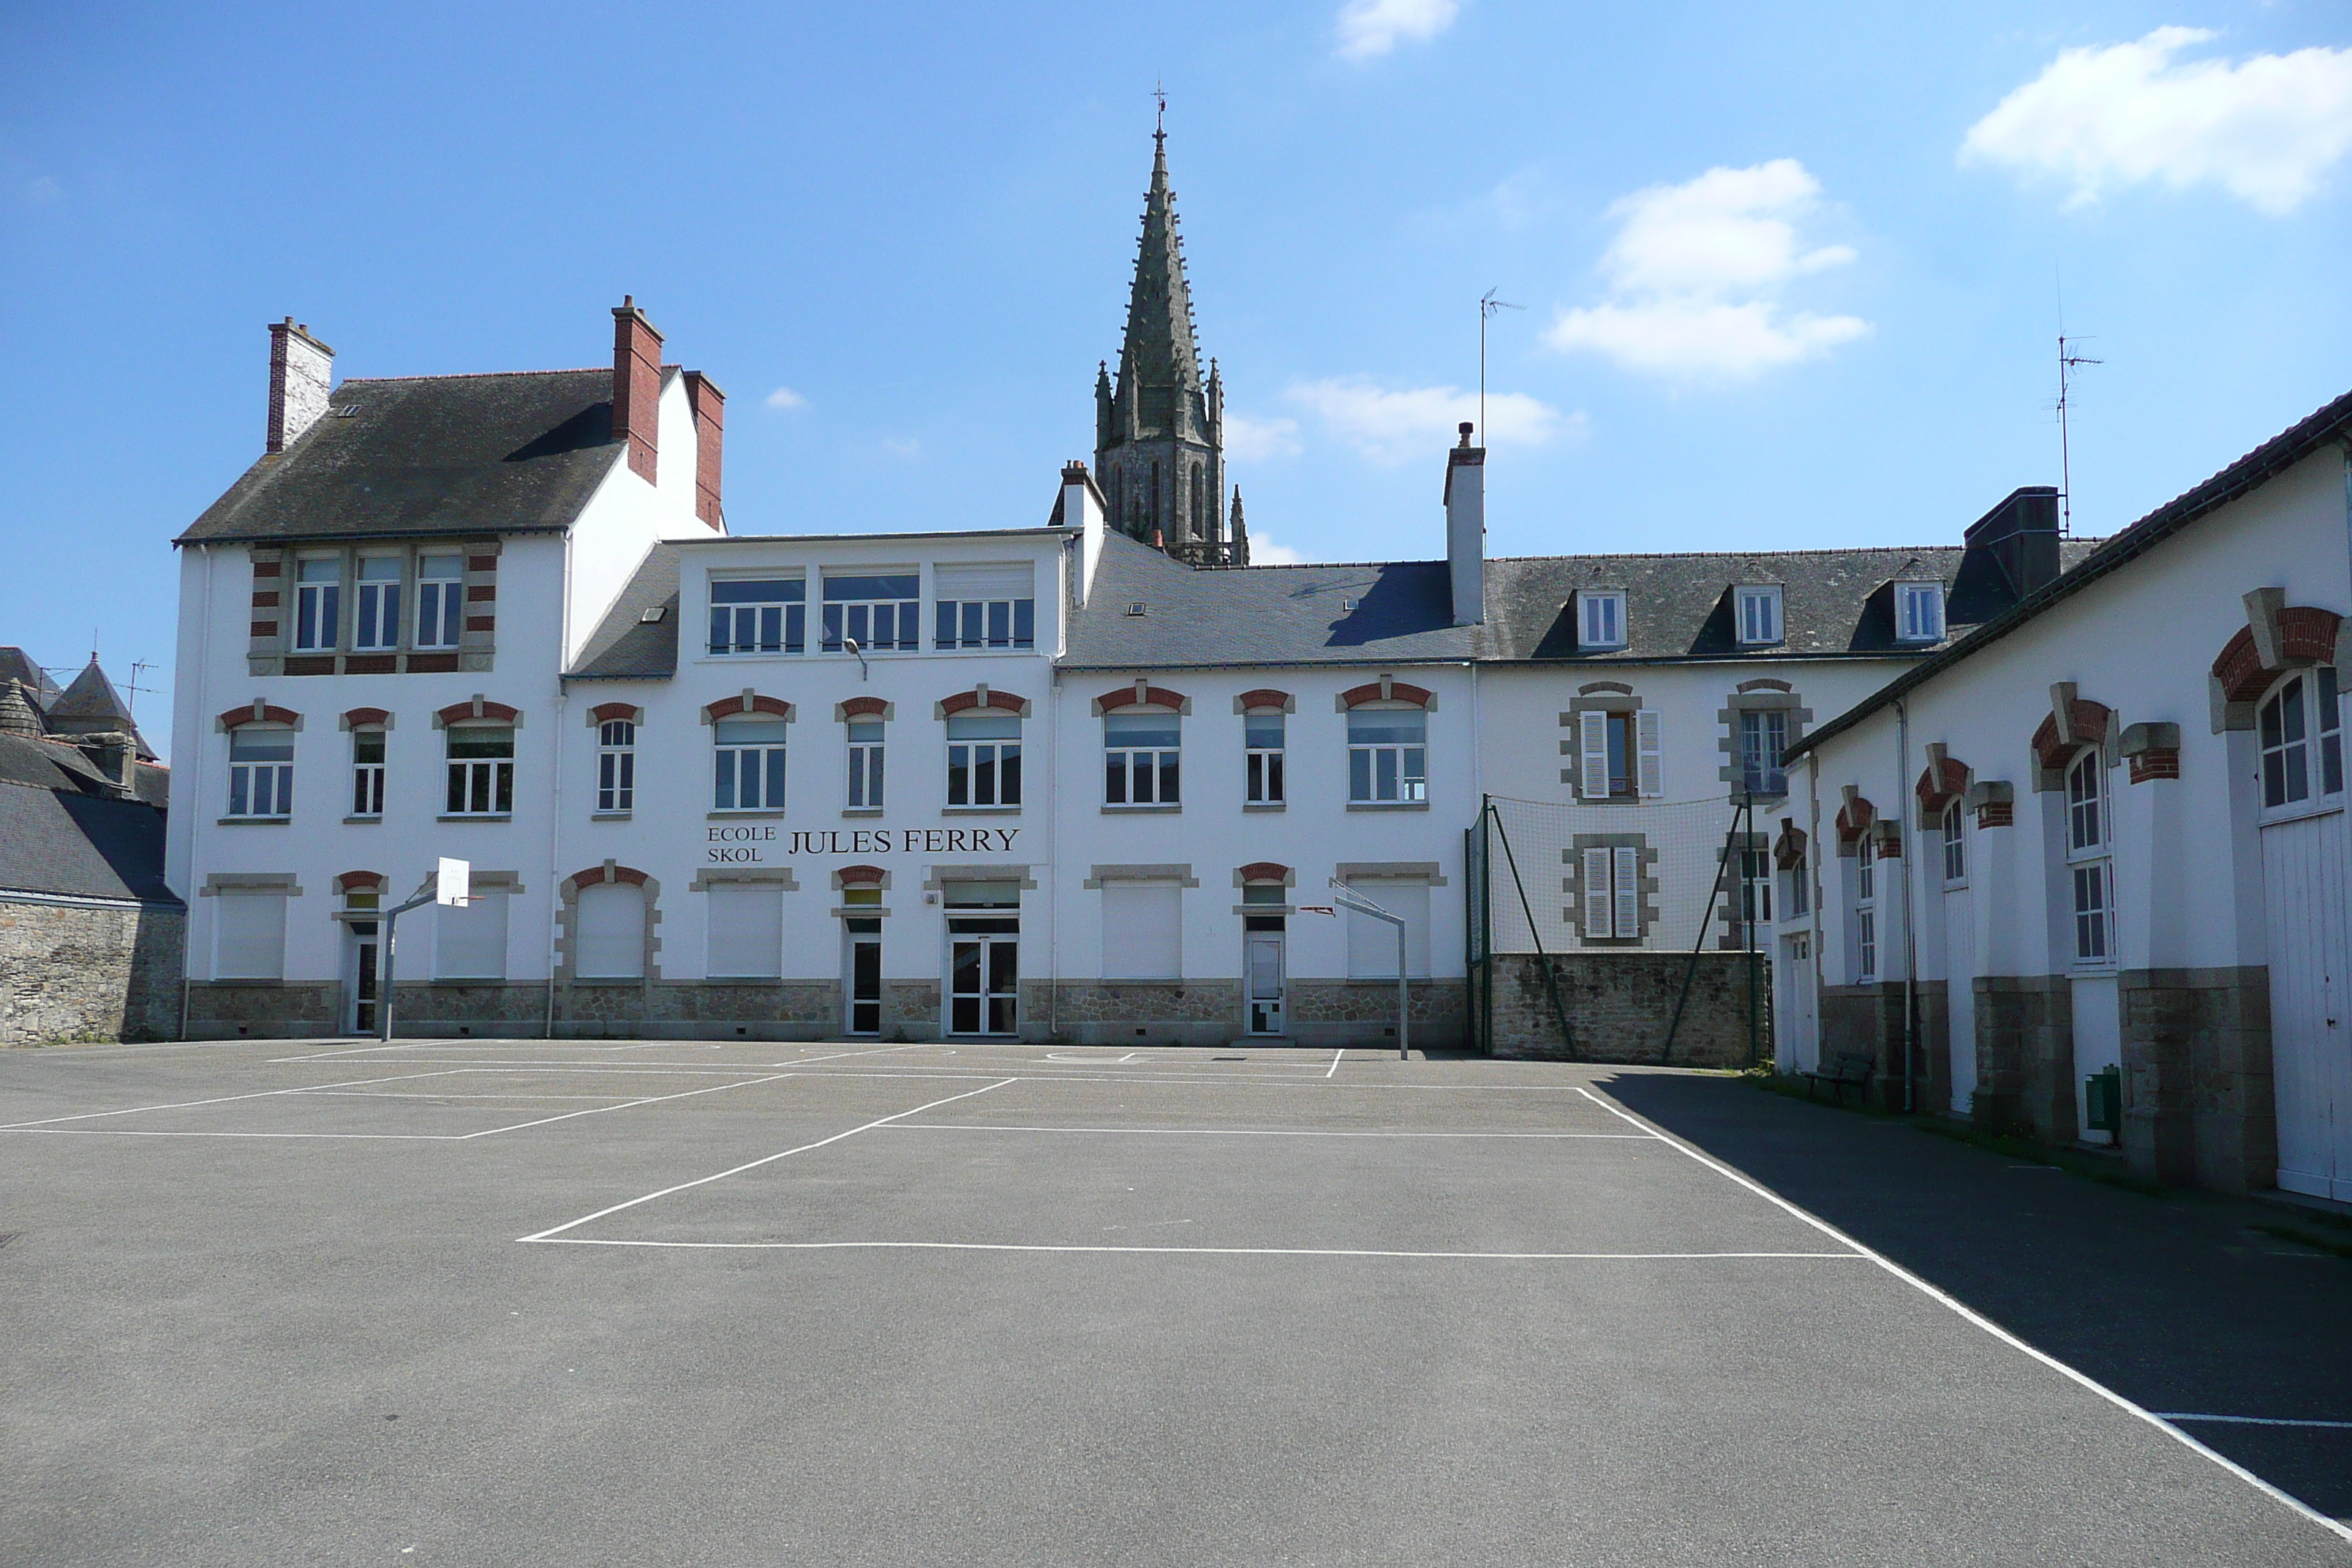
[1096,106,1236,565]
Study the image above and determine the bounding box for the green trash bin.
[2085,1064,2122,1134]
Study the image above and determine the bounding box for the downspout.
[546,532,573,1041]
[1895,697,1918,1114]
[1806,748,1826,1067]
[1047,663,1062,1044]
[179,542,214,1042]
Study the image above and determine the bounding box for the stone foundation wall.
[1975,976,2073,1139]
[1487,952,1764,1067]
[1820,981,1908,1104]
[0,898,184,1045]
[2119,966,2274,1192]
[186,981,339,1039]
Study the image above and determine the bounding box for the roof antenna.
[2054,268,2100,538]
[1479,289,1523,445]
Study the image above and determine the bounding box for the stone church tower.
[1093,120,1247,567]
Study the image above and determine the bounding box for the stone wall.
[2119,966,2274,1192]
[1486,952,1764,1066]
[1974,976,2073,1139]
[1,899,184,1045]
[185,981,338,1039]
[1819,981,1906,1100]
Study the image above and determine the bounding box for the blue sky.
[6,1,2351,754]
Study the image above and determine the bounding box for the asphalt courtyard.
[2,1038,2347,1567]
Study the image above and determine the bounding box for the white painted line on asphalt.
[298,1091,646,1101]
[879,1123,1654,1140]
[0,1128,463,1140]
[1571,1085,2352,1548]
[526,1239,1872,1260]
[516,1078,1018,1243]
[1326,1048,1344,1078]
[460,1074,793,1139]
[0,1069,472,1129]
[2153,1414,2352,1430]
[273,1041,437,1061]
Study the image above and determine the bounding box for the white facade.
[1777,435,2352,1197]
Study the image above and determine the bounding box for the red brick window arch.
[219,702,301,821]
[1095,682,1188,808]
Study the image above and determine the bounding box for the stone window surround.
[921,864,1039,893]
[832,864,890,919]
[936,687,1029,720]
[1833,787,1901,858]
[2208,587,2348,734]
[200,872,303,898]
[1562,834,1656,947]
[245,538,499,679]
[2029,682,2117,791]
[1335,860,1447,886]
[1558,682,1646,799]
[1083,863,1201,889]
[1912,742,1972,828]
[1233,690,1294,715]
[1716,679,1810,798]
[1090,681,1191,717]
[1232,861,1294,915]
[554,861,661,986]
[587,702,645,728]
[1335,676,1436,712]
[216,701,303,734]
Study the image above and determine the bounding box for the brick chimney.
[611,296,664,484]
[266,319,333,454]
[683,371,725,529]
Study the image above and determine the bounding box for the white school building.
[1774,391,2352,1199]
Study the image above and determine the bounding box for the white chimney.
[266,318,334,454]
[1444,421,1485,626]
[1057,460,1109,606]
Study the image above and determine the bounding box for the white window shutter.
[1613,847,1640,938]
[575,883,646,979]
[435,892,509,980]
[705,885,784,979]
[1583,848,1613,938]
[1636,709,1664,797]
[214,893,287,980]
[1579,712,1610,800]
[1102,882,1183,979]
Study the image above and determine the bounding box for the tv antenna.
[2056,333,2101,538]
[1480,289,1523,444]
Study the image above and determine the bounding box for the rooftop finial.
[1155,80,1166,144]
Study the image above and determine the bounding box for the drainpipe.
[546,532,574,1041]
[1895,697,1919,1114]
[1806,748,1826,1069]
[1047,663,1061,1044]
[179,542,215,1042]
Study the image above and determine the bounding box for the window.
[821,573,920,652]
[2065,750,2111,965]
[227,726,294,818]
[1344,880,1432,979]
[1855,837,1877,981]
[597,720,636,813]
[1349,707,1427,804]
[933,565,1036,650]
[350,730,385,818]
[1104,712,1180,804]
[415,555,464,649]
[1245,711,1285,804]
[712,717,788,811]
[1577,709,1662,801]
[1101,881,1182,979]
[946,713,1020,807]
[445,725,514,816]
[1739,709,1787,796]
[1740,848,1774,927]
[1736,586,1783,646]
[293,558,341,651]
[2261,671,2344,810]
[709,578,805,656]
[1578,590,1627,650]
[573,881,644,979]
[706,883,785,979]
[213,892,287,980]
[1580,847,1643,941]
[434,890,508,980]
[1941,799,1966,883]
[353,557,402,650]
[1896,581,1945,643]
[1785,858,1811,919]
[845,719,884,809]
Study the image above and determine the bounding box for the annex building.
[169,135,2103,1063]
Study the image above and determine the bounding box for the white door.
[1246,931,1285,1036]
[2264,809,2352,1199]
[1781,932,1817,1074]
[1944,888,1977,1117]
[2070,974,2122,1146]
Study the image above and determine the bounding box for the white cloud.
[764,386,808,411]
[1543,159,1869,381]
[1961,28,2352,215]
[1247,532,1310,565]
[1286,377,1573,463]
[1336,0,1459,61]
[1223,412,1302,461]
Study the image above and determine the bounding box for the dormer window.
[1896,581,1945,644]
[1578,590,1627,651]
[1736,586,1783,647]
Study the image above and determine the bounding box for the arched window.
[1941,799,1966,884]
[1854,836,1878,981]
[227,725,295,819]
[2260,668,2344,810]
[445,722,515,816]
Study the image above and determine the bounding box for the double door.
[2266,808,2351,1199]
[949,922,1019,1036]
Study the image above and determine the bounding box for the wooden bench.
[1801,1051,1876,1107]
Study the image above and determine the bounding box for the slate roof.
[1792,385,2352,758]
[0,648,61,706]
[1060,531,2102,671]
[568,544,682,680]
[0,731,170,810]
[178,368,642,545]
[0,734,176,905]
